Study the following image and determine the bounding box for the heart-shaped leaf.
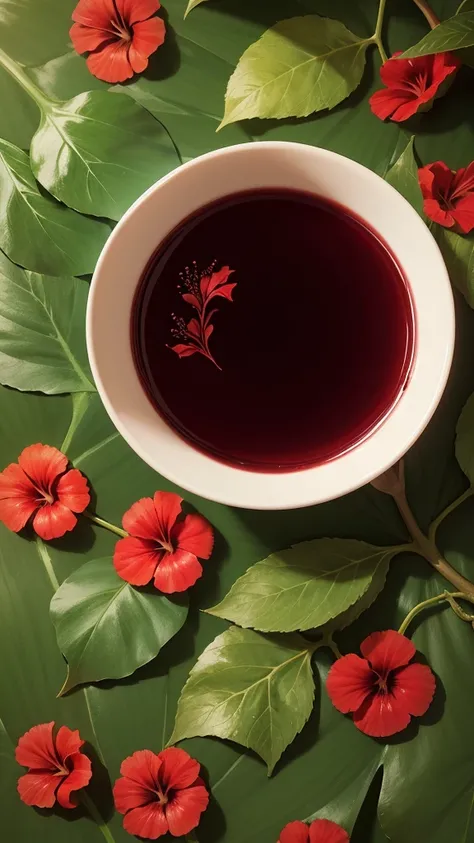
[401,11,474,57]
[384,136,424,217]
[50,557,189,694]
[0,251,94,394]
[31,91,181,220]
[206,539,400,632]
[219,16,370,129]
[455,390,474,484]
[0,138,109,276]
[170,626,315,774]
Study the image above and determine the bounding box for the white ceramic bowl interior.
[87,142,454,510]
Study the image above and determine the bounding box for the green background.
[0,0,473,841]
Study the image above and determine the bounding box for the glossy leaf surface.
[207,539,398,632]
[0,252,94,393]
[51,557,189,694]
[0,138,109,276]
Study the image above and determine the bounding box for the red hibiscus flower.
[70,0,166,83]
[278,819,349,843]
[369,51,460,122]
[326,629,435,737]
[113,491,214,593]
[0,444,90,541]
[16,722,92,809]
[113,747,209,839]
[418,161,474,234]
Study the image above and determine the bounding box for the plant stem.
[412,0,440,29]
[398,590,474,634]
[428,487,474,543]
[81,791,117,843]
[392,489,474,598]
[373,0,389,62]
[0,46,51,109]
[83,511,128,539]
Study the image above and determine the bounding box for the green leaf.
[170,626,315,774]
[455,390,474,484]
[50,557,189,694]
[376,549,474,843]
[207,539,398,632]
[0,251,95,393]
[0,138,109,276]
[436,227,474,309]
[30,91,181,220]
[401,11,474,57]
[219,16,370,128]
[384,136,424,217]
[184,0,210,16]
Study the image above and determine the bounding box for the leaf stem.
[428,487,474,543]
[392,488,474,598]
[373,0,389,62]
[412,0,440,29]
[36,537,60,592]
[0,46,51,109]
[80,791,117,843]
[83,511,128,538]
[398,590,474,635]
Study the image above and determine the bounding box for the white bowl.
[87,142,454,510]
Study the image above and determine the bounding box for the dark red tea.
[132,188,414,471]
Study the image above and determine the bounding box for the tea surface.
[132,189,414,470]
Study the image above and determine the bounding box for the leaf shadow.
[142,9,181,82]
[350,766,384,842]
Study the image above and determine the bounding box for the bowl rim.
[87,141,455,510]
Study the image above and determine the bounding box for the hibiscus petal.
[392,662,436,716]
[114,777,155,813]
[172,513,214,559]
[153,491,184,541]
[17,772,60,808]
[154,550,203,593]
[70,22,113,54]
[122,496,162,540]
[390,97,429,122]
[0,463,38,532]
[119,749,162,790]
[422,198,455,228]
[72,0,118,30]
[360,629,415,673]
[309,818,350,843]
[56,469,90,513]
[86,42,134,84]
[18,444,68,496]
[369,89,413,121]
[380,54,429,90]
[55,726,84,762]
[123,803,169,839]
[129,17,165,73]
[158,747,200,791]
[278,820,310,843]
[116,0,161,26]
[165,782,209,837]
[113,536,161,585]
[353,691,411,737]
[56,753,92,809]
[452,161,474,198]
[15,722,58,769]
[326,654,374,713]
[32,502,77,541]
[452,196,474,234]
